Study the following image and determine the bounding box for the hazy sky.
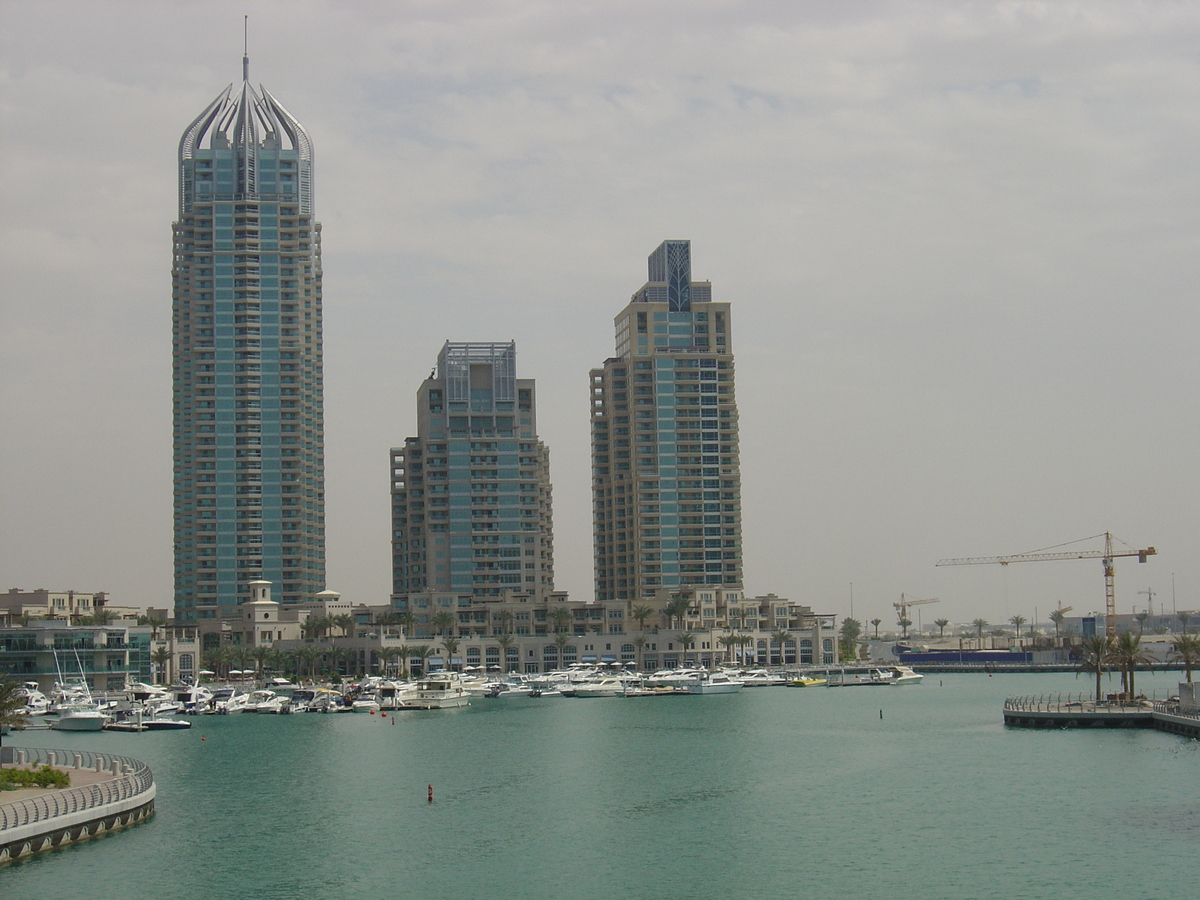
[2,0,1196,631]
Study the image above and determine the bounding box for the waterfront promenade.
[1003,692,1200,737]
[0,747,156,865]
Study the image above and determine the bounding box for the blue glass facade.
[173,63,325,621]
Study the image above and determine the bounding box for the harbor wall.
[0,747,156,865]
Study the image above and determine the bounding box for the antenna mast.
[242,16,249,82]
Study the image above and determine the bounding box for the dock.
[1003,694,1200,738]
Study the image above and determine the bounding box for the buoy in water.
[428,784,434,804]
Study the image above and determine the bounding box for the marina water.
[5,671,1196,899]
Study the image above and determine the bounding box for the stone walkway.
[1,764,118,803]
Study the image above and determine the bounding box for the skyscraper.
[591,241,742,602]
[172,56,325,621]
[391,342,554,604]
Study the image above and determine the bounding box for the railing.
[1151,699,1200,721]
[0,748,154,832]
[1003,691,1170,713]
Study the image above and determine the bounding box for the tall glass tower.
[391,343,555,603]
[172,56,325,621]
[590,241,742,602]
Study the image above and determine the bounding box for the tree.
[411,645,432,676]
[631,605,654,632]
[1112,631,1154,697]
[677,632,696,664]
[251,646,272,679]
[839,619,861,660]
[664,596,692,630]
[1049,609,1067,640]
[1,677,31,759]
[432,611,456,637]
[396,644,411,679]
[141,614,168,640]
[934,618,950,638]
[1076,634,1114,701]
[897,617,913,640]
[972,618,989,647]
[1169,633,1200,683]
[326,613,352,640]
[551,607,573,634]
[378,647,400,677]
[441,636,460,671]
[1179,611,1193,635]
[496,634,515,672]
[398,611,417,638]
[494,610,515,636]
[554,632,572,667]
[870,618,882,640]
[1134,611,1150,634]
[152,646,173,685]
[770,629,791,667]
[633,634,647,671]
[296,646,319,682]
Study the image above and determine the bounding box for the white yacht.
[400,672,470,709]
[684,671,745,694]
[886,665,924,685]
[826,666,922,686]
[739,669,785,687]
[15,683,51,716]
[572,677,630,698]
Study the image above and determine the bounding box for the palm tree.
[1112,631,1154,697]
[395,644,411,679]
[377,647,400,677]
[1168,633,1200,683]
[142,614,168,640]
[1178,611,1193,635]
[665,596,691,630]
[1049,609,1067,640]
[677,632,696,664]
[972,618,989,648]
[496,634,515,672]
[631,605,654,634]
[493,610,515,636]
[554,632,572,668]
[551,607,573,634]
[296,646,319,683]
[934,618,950,638]
[1009,616,1027,642]
[1,677,31,758]
[633,634,647,671]
[770,629,790,667]
[1134,611,1150,634]
[441,636,460,671]
[870,618,882,640]
[332,613,356,639]
[152,646,173,685]
[897,617,912,639]
[1076,634,1115,701]
[411,645,432,677]
[251,645,272,679]
[398,611,417,638]
[432,611,456,637]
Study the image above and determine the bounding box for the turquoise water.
[4,672,1196,899]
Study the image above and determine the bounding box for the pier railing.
[0,747,155,832]
[1003,691,1171,713]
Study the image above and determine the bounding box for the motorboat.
[886,665,924,685]
[399,672,470,709]
[49,651,108,731]
[206,687,250,714]
[785,674,827,687]
[15,683,51,716]
[683,671,744,694]
[739,669,785,687]
[572,677,630,698]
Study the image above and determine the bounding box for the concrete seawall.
[0,747,156,865]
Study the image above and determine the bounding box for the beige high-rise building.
[391,342,554,604]
[591,241,742,603]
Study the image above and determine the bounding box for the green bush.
[0,765,71,789]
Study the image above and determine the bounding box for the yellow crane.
[936,533,1155,639]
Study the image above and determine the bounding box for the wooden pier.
[1003,694,1200,738]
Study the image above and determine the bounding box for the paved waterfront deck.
[1,747,156,865]
[1003,694,1200,737]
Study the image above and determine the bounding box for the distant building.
[390,342,555,605]
[590,240,742,603]
[172,52,326,623]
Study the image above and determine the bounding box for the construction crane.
[936,533,1155,639]
[893,595,938,638]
